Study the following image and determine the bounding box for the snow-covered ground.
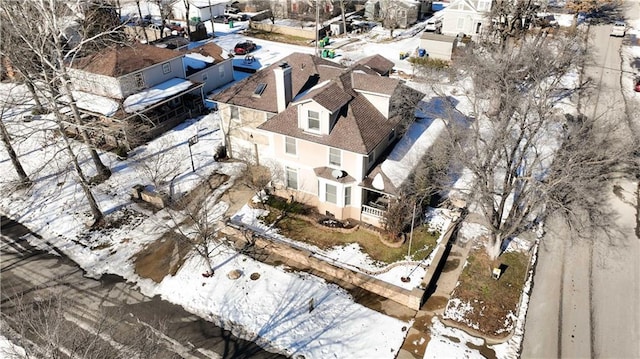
[3,7,628,359]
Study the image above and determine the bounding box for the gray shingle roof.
[215,52,423,155]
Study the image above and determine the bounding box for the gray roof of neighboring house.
[70,43,183,77]
[353,54,395,75]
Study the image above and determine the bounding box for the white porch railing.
[361,204,385,218]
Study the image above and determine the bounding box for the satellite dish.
[332,169,343,179]
[372,173,384,190]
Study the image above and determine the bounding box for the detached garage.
[419,33,458,61]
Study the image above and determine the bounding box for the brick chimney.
[274,62,292,113]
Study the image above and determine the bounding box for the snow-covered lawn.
[0,91,413,358]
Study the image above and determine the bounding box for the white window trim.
[325,183,337,204]
[285,136,297,156]
[285,166,298,189]
[329,147,341,167]
[162,62,171,74]
[307,109,321,133]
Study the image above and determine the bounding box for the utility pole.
[315,0,320,56]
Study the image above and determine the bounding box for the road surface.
[1,215,285,359]
[521,18,640,359]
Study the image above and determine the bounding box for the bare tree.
[133,138,185,194]
[135,0,149,43]
[425,31,638,259]
[483,0,540,47]
[182,0,191,40]
[0,0,114,181]
[1,290,164,359]
[0,86,31,187]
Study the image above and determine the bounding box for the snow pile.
[423,317,484,359]
[0,335,27,359]
[184,53,214,71]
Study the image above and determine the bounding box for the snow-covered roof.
[380,118,446,188]
[68,91,120,117]
[184,53,214,71]
[123,78,198,113]
[187,0,228,8]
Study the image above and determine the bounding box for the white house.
[170,0,229,22]
[439,0,492,38]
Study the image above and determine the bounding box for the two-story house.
[212,52,428,227]
[439,0,493,38]
[64,42,233,150]
[364,0,430,28]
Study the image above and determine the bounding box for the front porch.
[60,81,205,152]
[360,188,392,227]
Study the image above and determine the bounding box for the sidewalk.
[396,228,475,358]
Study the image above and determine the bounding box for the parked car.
[610,21,626,37]
[634,78,640,92]
[234,40,256,55]
[424,17,442,33]
[212,15,229,23]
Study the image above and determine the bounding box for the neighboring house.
[183,42,234,94]
[439,0,492,38]
[170,0,229,22]
[64,42,232,150]
[364,0,429,28]
[211,52,428,227]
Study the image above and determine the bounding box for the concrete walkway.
[396,230,475,358]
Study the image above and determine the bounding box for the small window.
[367,152,375,165]
[326,183,337,204]
[388,129,395,142]
[202,74,208,81]
[230,106,239,120]
[134,72,145,89]
[308,110,320,131]
[344,186,351,206]
[285,136,296,155]
[457,18,465,29]
[253,83,267,97]
[286,166,298,189]
[329,148,341,167]
[219,66,225,78]
[162,62,171,74]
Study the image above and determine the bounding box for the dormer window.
[308,110,320,131]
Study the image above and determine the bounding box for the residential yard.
[259,199,439,264]
[444,246,530,337]
[244,28,313,47]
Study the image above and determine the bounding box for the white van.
[610,21,626,37]
[425,17,443,33]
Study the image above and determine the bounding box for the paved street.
[1,215,284,359]
[522,17,640,359]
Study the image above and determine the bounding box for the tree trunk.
[55,112,104,226]
[208,0,215,38]
[339,0,347,37]
[135,0,149,43]
[59,71,112,180]
[0,119,31,186]
[487,233,503,260]
[24,78,44,113]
